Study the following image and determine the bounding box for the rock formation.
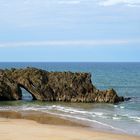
[0,67,124,103]
[0,70,22,100]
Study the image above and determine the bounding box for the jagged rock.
[0,70,22,100]
[94,89,124,103]
[0,67,124,103]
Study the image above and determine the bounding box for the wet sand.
[0,111,140,140]
[0,110,84,126]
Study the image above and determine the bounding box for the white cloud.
[0,0,82,28]
[99,0,140,7]
[58,0,80,5]
[0,39,139,48]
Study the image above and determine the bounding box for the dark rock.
[94,89,124,103]
[0,67,124,103]
[0,70,22,100]
[124,97,131,101]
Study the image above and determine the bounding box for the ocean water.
[0,62,140,135]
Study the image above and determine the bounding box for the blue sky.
[0,0,140,62]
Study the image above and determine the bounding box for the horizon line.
[0,61,140,63]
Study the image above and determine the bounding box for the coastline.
[0,111,140,140]
[0,110,85,127]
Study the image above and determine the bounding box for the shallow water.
[0,62,140,135]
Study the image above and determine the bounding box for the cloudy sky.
[0,0,140,62]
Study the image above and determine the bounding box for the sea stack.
[0,67,124,103]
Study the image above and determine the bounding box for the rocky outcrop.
[0,67,124,103]
[0,70,21,100]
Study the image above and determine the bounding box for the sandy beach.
[0,111,140,140]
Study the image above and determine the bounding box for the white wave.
[119,114,140,123]
[120,106,125,109]
[129,116,140,120]
[112,117,120,120]
[128,116,140,123]
[135,120,140,123]
[91,115,96,117]
[1,105,140,126]
[51,105,90,114]
[93,112,104,116]
[22,107,39,111]
[46,111,127,133]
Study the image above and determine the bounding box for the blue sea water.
[0,62,140,135]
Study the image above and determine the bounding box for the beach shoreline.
[0,111,140,140]
[0,110,85,127]
[0,117,140,140]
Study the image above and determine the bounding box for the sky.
[0,0,140,62]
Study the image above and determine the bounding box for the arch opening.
[18,84,37,101]
[21,87,33,101]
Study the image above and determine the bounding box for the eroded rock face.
[94,89,124,103]
[0,67,124,103]
[0,70,22,100]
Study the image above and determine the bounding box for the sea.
[0,62,140,136]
